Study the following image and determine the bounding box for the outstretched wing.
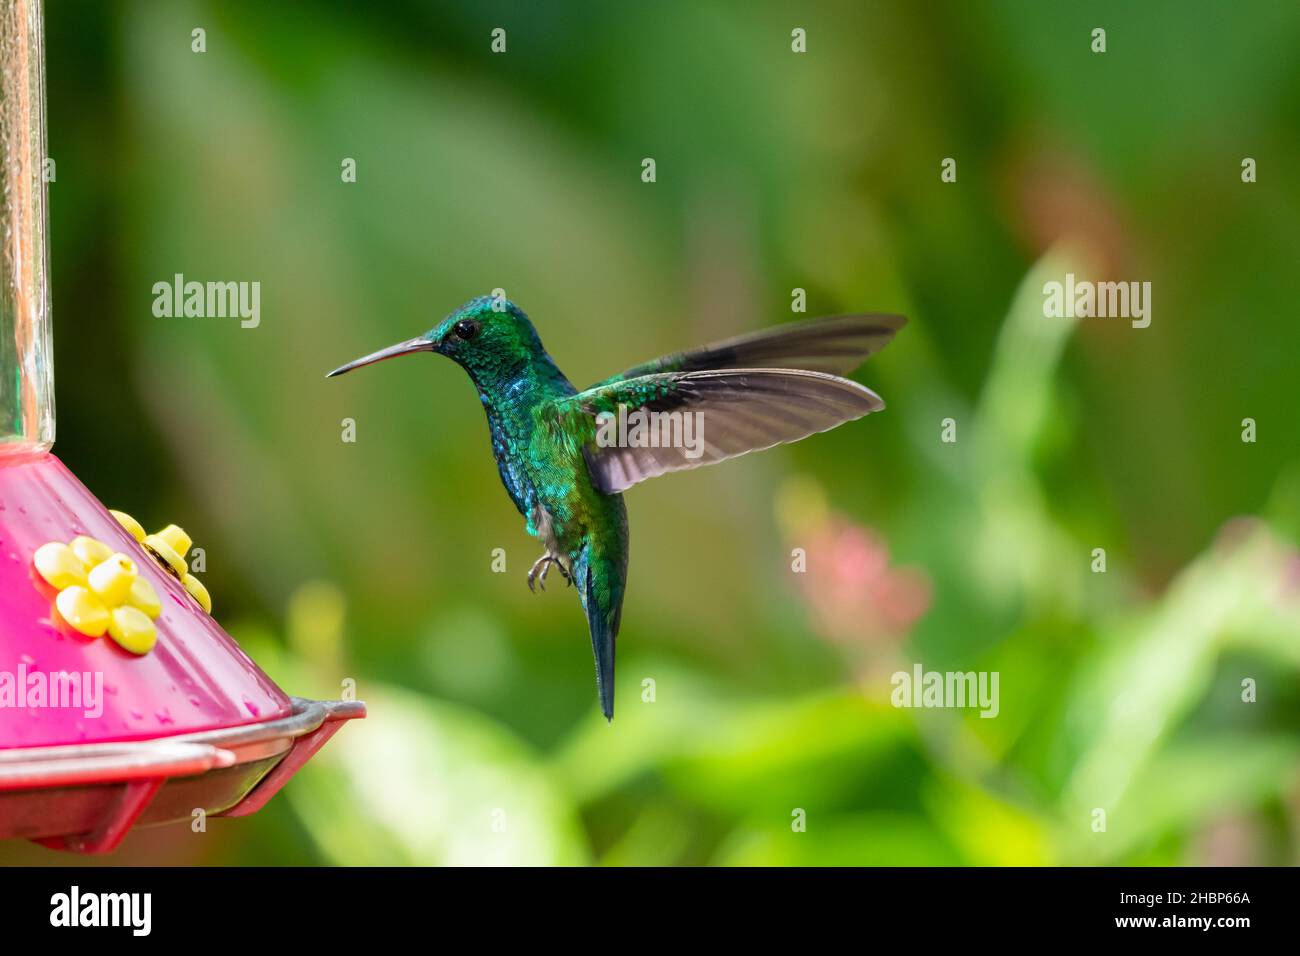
[588,313,905,390]
[563,368,884,495]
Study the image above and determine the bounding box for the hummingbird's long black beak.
[326,337,435,378]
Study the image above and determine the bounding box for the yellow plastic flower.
[36,534,160,654]
[113,510,212,615]
[34,512,214,654]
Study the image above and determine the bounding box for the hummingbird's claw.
[528,552,572,592]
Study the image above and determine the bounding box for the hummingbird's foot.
[527,552,573,592]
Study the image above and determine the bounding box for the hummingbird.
[327,296,904,720]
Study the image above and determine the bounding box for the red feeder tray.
[0,452,364,852]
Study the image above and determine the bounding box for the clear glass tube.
[0,0,53,453]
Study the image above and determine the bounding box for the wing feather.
[570,368,885,494]
[589,313,905,390]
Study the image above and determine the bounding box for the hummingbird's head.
[326,294,548,383]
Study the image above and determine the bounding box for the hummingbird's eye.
[453,318,481,341]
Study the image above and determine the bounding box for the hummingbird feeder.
[0,0,362,854]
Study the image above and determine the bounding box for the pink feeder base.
[0,449,363,852]
[0,449,291,745]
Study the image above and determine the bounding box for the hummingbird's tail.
[573,531,626,722]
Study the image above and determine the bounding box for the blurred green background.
[5,0,1300,865]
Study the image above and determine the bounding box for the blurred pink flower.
[1214,515,1300,605]
[793,517,931,647]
